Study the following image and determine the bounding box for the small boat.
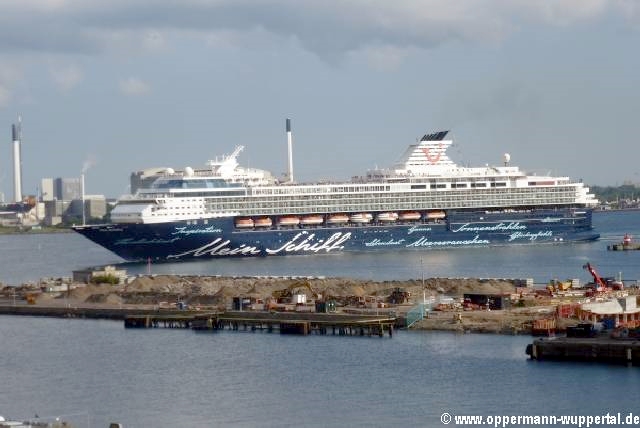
[426,210,446,220]
[300,215,324,225]
[253,217,273,228]
[398,211,421,221]
[607,234,640,251]
[278,216,300,227]
[327,214,350,224]
[350,213,373,224]
[235,218,254,228]
[376,212,398,222]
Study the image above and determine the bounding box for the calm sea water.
[2,210,640,427]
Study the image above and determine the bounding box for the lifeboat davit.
[278,216,300,227]
[426,210,446,220]
[349,213,373,224]
[235,218,254,228]
[398,211,421,221]
[327,214,350,225]
[300,215,324,225]
[253,217,273,228]
[376,212,398,222]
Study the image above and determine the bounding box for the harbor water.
[1,210,640,427]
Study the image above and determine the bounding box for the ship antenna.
[286,118,294,183]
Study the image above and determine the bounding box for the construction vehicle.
[388,287,411,304]
[272,280,319,304]
[583,262,623,297]
[546,279,573,293]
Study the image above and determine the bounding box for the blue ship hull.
[73,208,599,262]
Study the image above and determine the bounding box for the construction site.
[2,260,639,336]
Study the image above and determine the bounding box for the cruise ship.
[73,128,599,262]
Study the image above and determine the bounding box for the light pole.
[421,257,425,304]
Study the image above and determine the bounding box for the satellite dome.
[165,167,175,174]
[503,153,511,164]
[184,166,194,176]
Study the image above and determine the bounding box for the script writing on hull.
[508,231,553,241]
[167,231,352,259]
[168,238,261,258]
[450,222,526,233]
[172,226,223,235]
[265,232,351,255]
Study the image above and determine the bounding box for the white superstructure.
[110,131,598,225]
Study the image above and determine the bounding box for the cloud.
[119,77,151,96]
[506,0,609,26]
[142,30,167,52]
[0,1,633,61]
[351,44,415,72]
[49,64,83,91]
[0,64,24,108]
[0,84,10,108]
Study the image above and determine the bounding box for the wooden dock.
[125,311,396,337]
[0,304,396,337]
[526,336,640,365]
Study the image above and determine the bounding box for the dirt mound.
[31,275,519,309]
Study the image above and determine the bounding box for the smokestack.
[12,120,22,203]
[286,118,294,183]
[81,172,86,225]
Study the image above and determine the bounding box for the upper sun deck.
[365,130,526,181]
[129,130,592,202]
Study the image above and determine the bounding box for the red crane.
[583,262,608,292]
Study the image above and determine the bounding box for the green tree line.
[590,184,640,205]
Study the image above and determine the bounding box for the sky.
[0,0,639,201]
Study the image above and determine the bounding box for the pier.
[526,336,640,365]
[125,311,396,337]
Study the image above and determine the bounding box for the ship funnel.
[286,118,294,183]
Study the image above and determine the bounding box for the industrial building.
[41,190,107,225]
[130,167,174,194]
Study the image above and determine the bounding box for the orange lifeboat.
[398,211,421,221]
[426,210,446,220]
[235,218,254,228]
[300,215,324,226]
[327,214,350,225]
[349,213,373,224]
[253,217,273,228]
[376,212,398,222]
[278,216,300,227]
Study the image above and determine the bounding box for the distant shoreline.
[594,207,640,213]
[0,226,71,235]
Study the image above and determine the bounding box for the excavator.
[272,279,319,304]
[583,262,623,297]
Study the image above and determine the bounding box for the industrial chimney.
[286,118,294,183]
[11,118,22,203]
